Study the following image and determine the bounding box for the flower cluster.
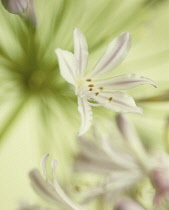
[0,1,169,210]
[20,115,169,210]
[75,114,169,208]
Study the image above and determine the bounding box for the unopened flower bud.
[115,198,146,210]
[1,0,28,14]
[1,0,37,26]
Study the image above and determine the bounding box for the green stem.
[0,95,29,146]
[164,117,169,154]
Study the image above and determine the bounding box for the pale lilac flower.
[29,154,85,210]
[75,114,151,203]
[75,136,147,203]
[115,198,146,210]
[55,28,157,135]
[75,115,169,207]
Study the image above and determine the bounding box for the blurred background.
[0,0,168,209]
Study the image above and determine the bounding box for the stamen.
[89,88,93,91]
[99,87,104,90]
[108,97,113,102]
[88,84,94,87]
[86,79,92,82]
[95,92,99,96]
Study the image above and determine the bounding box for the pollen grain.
[108,97,113,102]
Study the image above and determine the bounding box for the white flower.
[75,135,146,203]
[75,114,151,203]
[29,154,85,210]
[55,28,157,135]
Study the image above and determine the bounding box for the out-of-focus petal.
[29,169,60,204]
[18,201,50,210]
[30,154,84,210]
[51,160,83,210]
[150,155,169,206]
[55,49,77,85]
[115,198,146,210]
[95,74,157,90]
[75,138,117,174]
[94,91,142,114]
[40,153,53,184]
[78,97,92,135]
[74,28,88,77]
[101,135,138,169]
[89,32,131,78]
[115,114,147,160]
[1,0,28,14]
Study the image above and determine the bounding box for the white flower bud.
[1,0,28,14]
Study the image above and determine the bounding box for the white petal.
[94,91,142,113]
[75,138,116,174]
[116,114,147,157]
[74,28,88,77]
[55,49,77,85]
[29,169,60,204]
[90,32,131,78]
[101,135,137,169]
[78,97,93,135]
[95,74,157,90]
[40,153,52,184]
[51,160,83,210]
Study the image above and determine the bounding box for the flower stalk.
[0,95,29,146]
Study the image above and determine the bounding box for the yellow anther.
[88,84,94,87]
[95,92,99,96]
[108,97,113,102]
[99,87,104,90]
[74,185,81,192]
[89,88,93,91]
[86,79,92,82]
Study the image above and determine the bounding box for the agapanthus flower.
[0,1,168,209]
[75,114,169,207]
[56,28,157,135]
[29,153,85,210]
[75,130,148,203]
